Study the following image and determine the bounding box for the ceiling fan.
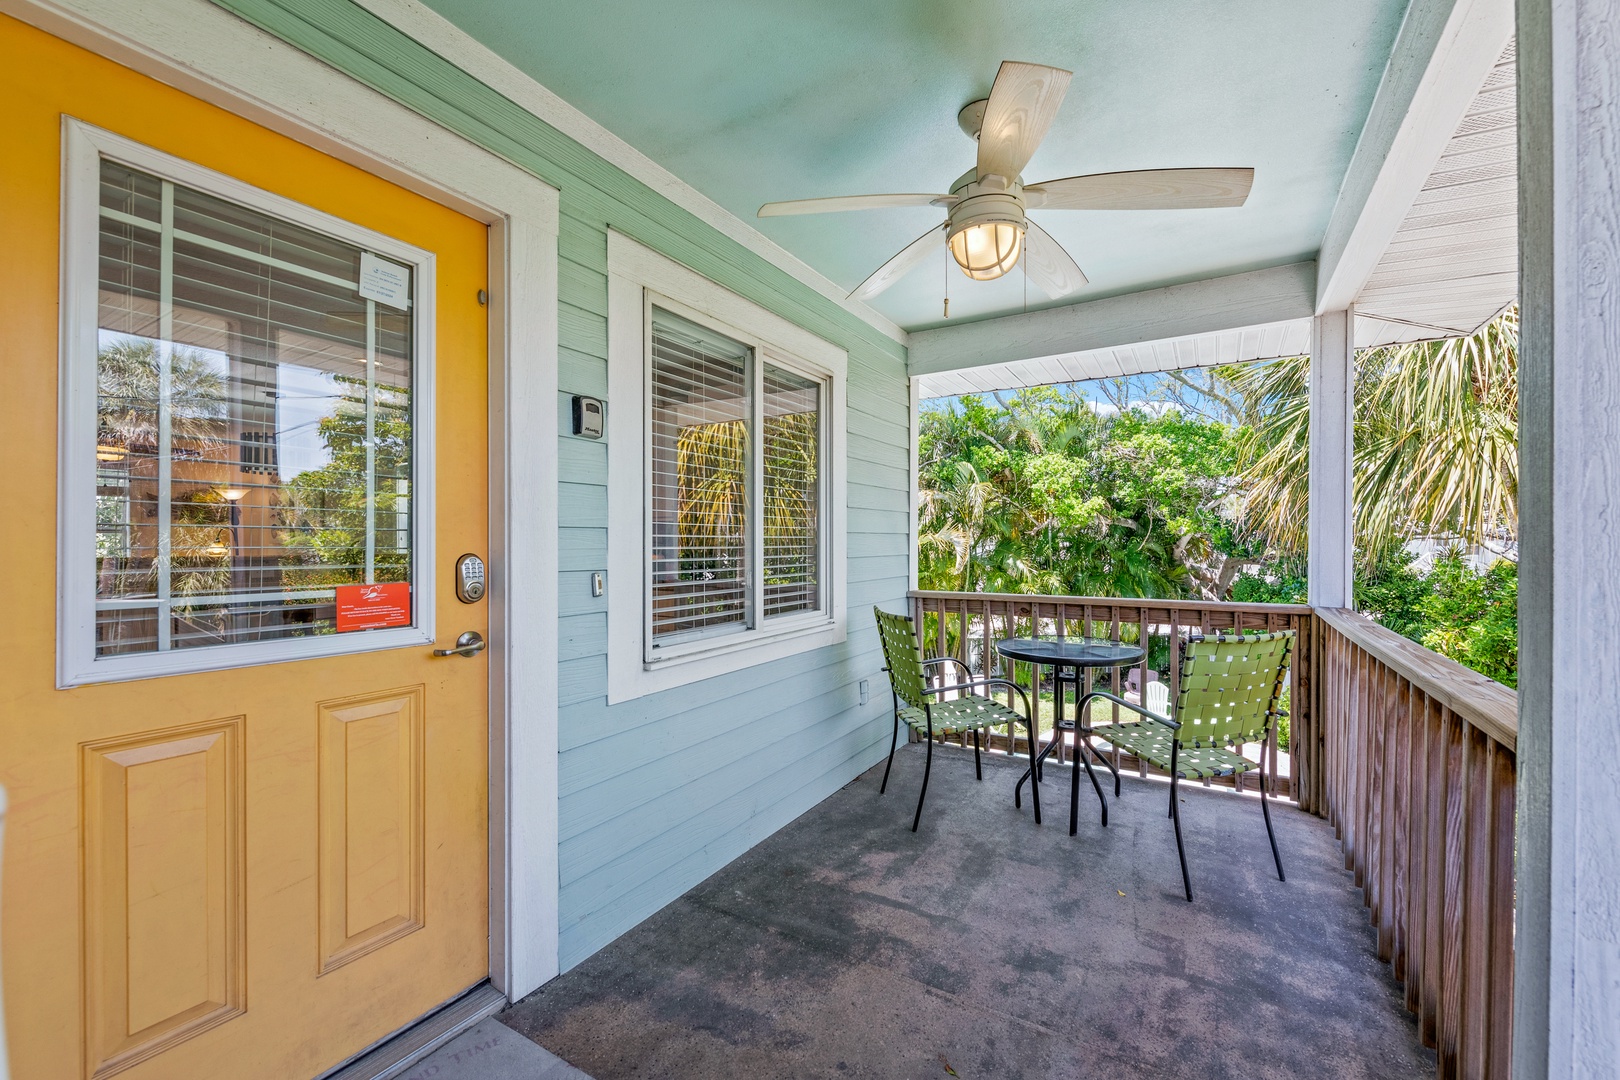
[758,61,1254,303]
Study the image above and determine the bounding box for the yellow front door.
[1,16,491,1080]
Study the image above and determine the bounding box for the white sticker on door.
[358,251,411,310]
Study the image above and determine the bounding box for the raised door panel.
[317,686,425,974]
[81,720,245,1079]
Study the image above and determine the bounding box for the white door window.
[61,124,437,685]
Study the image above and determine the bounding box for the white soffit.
[1355,39,1518,345]
[915,317,1312,399]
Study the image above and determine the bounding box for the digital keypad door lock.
[455,553,486,603]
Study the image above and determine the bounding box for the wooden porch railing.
[904,591,1316,802]
[899,592,1517,1080]
[1315,608,1517,1080]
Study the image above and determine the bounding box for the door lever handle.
[433,631,486,658]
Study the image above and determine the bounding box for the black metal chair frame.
[1069,689,1285,902]
[879,656,1043,832]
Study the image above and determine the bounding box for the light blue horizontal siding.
[556,435,607,487]
[559,727,888,965]
[214,0,913,976]
[558,348,607,398]
[557,528,607,572]
[558,613,607,662]
[557,572,607,617]
[558,482,607,521]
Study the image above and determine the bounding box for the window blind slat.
[649,308,750,642]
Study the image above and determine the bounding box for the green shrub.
[1273,683,1291,751]
[1419,554,1518,688]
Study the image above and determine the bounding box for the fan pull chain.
[943,248,950,318]
[1023,247,1029,314]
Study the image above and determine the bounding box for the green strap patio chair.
[1070,630,1293,901]
[873,607,1042,831]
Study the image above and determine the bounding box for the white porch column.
[1307,308,1354,608]
[1516,0,1620,1075]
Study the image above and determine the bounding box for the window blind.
[762,364,820,618]
[649,309,751,642]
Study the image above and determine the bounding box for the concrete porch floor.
[498,744,1434,1080]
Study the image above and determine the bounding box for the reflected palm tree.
[96,337,228,454]
[95,338,232,605]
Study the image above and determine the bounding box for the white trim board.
[5,0,563,999]
[348,0,906,347]
[908,261,1316,379]
[913,317,1313,399]
[605,229,848,704]
[907,376,920,591]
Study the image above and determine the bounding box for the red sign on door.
[335,582,412,632]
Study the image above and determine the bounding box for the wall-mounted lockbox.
[572,395,604,439]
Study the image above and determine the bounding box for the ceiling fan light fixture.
[946,188,1026,281]
[948,220,1024,280]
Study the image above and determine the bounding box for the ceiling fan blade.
[1024,168,1254,210]
[758,193,954,217]
[1022,221,1088,299]
[850,224,945,300]
[977,61,1073,183]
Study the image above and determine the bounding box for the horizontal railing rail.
[904,591,1316,802]
[1315,607,1516,1080]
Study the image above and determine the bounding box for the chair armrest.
[925,678,1033,717]
[922,656,972,681]
[1082,690,1181,730]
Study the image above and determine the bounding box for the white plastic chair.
[1145,679,1170,715]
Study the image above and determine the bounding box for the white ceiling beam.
[907,261,1316,378]
[1314,0,1515,313]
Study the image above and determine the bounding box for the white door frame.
[5,0,563,997]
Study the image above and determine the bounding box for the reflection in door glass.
[94,160,415,655]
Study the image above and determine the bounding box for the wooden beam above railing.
[1314,607,1517,751]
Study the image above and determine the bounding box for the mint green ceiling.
[420,0,1411,331]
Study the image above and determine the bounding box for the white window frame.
[58,120,438,687]
[642,293,832,660]
[607,230,846,703]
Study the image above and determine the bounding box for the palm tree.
[1358,307,1518,560]
[918,460,1002,591]
[650,409,824,621]
[1231,306,1518,567]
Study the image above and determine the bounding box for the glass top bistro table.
[995,637,1146,827]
